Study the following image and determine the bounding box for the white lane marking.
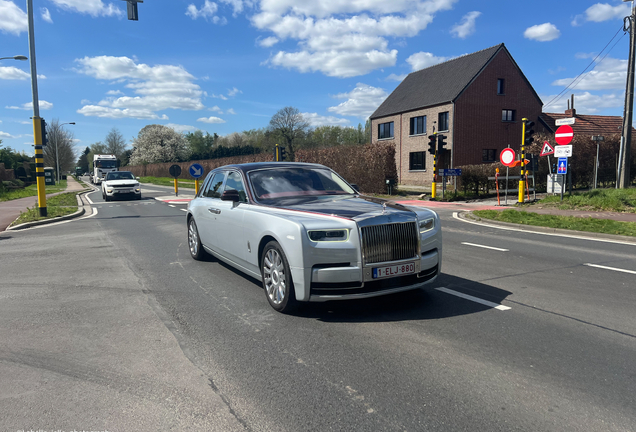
[461,242,509,252]
[436,287,511,311]
[80,207,98,219]
[180,209,187,212]
[584,263,636,275]
[86,195,94,204]
[453,212,636,247]
[168,205,175,208]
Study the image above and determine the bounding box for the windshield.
[106,172,134,180]
[248,167,355,200]
[96,160,117,168]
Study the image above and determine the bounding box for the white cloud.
[227,87,242,96]
[49,0,123,17]
[212,93,228,100]
[254,0,458,77]
[386,73,407,81]
[6,100,53,110]
[450,11,480,39]
[75,56,205,119]
[573,2,632,25]
[0,131,18,139]
[209,105,223,113]
[0,66,29,80]
[258,36,279,47]
[327,83,388,119]
[542,91,623,114]
[219,0,254,16]
[186,0,227,24]
[406,51,448,71]
[227,108,236,114]
[552,56,627,90]
[0,0,27,35]
[302,113,350,127]
[166,123,197,132]
[524,23,560,42]
[106,89,123,95]
[41,7,53,23]
[198,116,226,123]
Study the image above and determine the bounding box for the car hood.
[269,195,416,221]
[104,179,138,186]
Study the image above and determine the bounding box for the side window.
[198,172,214,197]
[203,172,226,198]
[223,171,248,202]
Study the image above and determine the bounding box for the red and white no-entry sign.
[555,125,573,145]
[500,148,516,167]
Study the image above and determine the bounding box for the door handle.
[208,208,221,214]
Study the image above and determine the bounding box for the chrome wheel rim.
[189,221,199,256]
[263,248,285,305]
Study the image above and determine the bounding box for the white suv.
[101,171,141,201]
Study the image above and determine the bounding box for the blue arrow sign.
[189,163,204,178]
[557,157,567,175]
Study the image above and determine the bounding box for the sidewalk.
[0,176,86,231]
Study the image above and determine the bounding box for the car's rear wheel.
[188,218,208,261]
[261,241,297,313]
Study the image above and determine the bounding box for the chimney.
[565,94,576,117]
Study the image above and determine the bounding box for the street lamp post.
[592,135,605,189]
[56,122,76,182]
[0,55,28,61]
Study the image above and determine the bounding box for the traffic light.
[40,118,48,146]
[437,134,447,154]
[551,163,557,174]
[280,146,287,161]
[523,119,535,145]
[428,135,436,154]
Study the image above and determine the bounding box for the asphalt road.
[1,186,635,431]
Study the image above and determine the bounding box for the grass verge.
[12,191,80,225]
[534,188,636,212]
[139,176,196,188]
[472,209,636,237]
[0,180,68,202]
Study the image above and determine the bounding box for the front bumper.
[104,187,141,198]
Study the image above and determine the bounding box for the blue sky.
[0,0,633,156]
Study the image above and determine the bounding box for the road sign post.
[592,135,604,189]
[189,163,204,193]
[169,164,181,196]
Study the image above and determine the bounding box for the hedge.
[125,142,397,194]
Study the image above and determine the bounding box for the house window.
[378,122,394,139]
[502,109,515,122]
[438,112,449,131]
[482,149,496,162]
[409,151,425,171]
[497,79,505,95]
[409,116,426,136]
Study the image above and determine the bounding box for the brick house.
[369,43,543,186]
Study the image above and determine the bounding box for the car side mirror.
[350,183,360,193]
[136,177,140,180]
[221,189,240,202]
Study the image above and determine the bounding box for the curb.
[456,210,636,244]
[6,189,92,231]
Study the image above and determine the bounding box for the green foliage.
[209,145,261,159]
[473,209,636,237]
[186,130,216,160]
[538,188,636,212]
[0,146,31,170]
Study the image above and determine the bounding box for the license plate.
[115,189,132,193]
[372,262,416,279]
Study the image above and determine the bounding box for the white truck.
[91,154,118,185]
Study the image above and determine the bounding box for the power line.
[543,25,625,110]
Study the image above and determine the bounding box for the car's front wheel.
[261,241,297,313]
[188,218,208,261]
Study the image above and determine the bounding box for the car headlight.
[419,217,435,233]
[135,188,140,192]
[107,189,113,193]
[307,229,349,242]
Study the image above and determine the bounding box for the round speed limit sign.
[500,148,516,167]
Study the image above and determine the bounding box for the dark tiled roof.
[370,44,504,119]
[540,113,633,136]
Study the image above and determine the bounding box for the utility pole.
[619,0,636,188]
[27,0,47,216]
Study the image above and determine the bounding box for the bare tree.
[43,119,76,179]
[269,106,309,161]
[105,127,127,160]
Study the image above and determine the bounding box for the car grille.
[360,221,418,264]
[113,183,137,188]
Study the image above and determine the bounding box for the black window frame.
[438,112,449,132]
[409,115,426,136]
[378,121,394,140]
[409,151,426,171]
[502,109,515,122]
[482,149,496,162]
[497,79,505,95]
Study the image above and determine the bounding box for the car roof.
[218,162,328,175]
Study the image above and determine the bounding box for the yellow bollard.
[431,182,437,199]
[174,178,178,196]
[195,179,199,194]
